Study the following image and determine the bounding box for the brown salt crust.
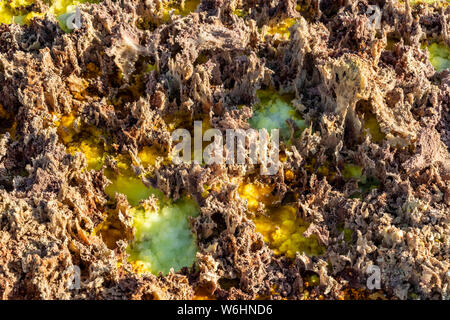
[0,0,448,299]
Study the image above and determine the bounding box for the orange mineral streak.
[193,286,216,300]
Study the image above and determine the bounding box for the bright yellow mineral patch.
[253,205,325,258]
[238,183,277,211]
[56,112,167,205]
[71,129,199,278]
[56,113,106,170]
[103,153,164,205]
[67,75,90,100]
[233,8,248,18]
[138,145,163,167]
[285,169,295,181]
[50,0,87,16]
[427,42,450,72]
[54,0,99,32]
[266,18,297,39]
[163,0,200,21]
[0,0,34,24]
[127,198,199,276]
[0,0,97,30]
[13,11,44,25]
[67,139,104,170]
[56,113,76,144]
[177,0,200,16]
[239,182,325,258]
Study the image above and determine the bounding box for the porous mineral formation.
[0,0,448,300]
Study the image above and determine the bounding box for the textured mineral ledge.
[0,0,449,300]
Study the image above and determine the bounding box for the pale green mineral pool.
[249,89,306,141]
[427,43,450,72]
[127,198,199,275]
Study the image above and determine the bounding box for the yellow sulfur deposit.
[138,0,200,29]
[50,0,88,16]
[56,113,166,206]
[57,113,199,276]
[239,183,325,258]
[56,113,77,144]
[67,139,104,170]
[13,11,44,25]
[163,0,200,20]
[356,99,385,143]
[427,42,450,72]
[138,145,166,167]
[238,183,277,211]
[103,153,164,206]
[127,198,199,275]
[266,18,297,39]
[104,168,162,206]
[176,0,201,16]
[0,0,97,31]
[249,89,306,142]
[253,205,325,258]
[0,0,34,24]
[56,113,106,171]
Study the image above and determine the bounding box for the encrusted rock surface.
[0,0,448,300]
